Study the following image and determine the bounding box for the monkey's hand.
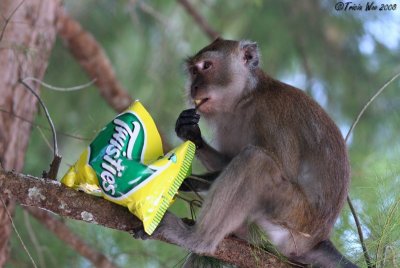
[175,109,204,148]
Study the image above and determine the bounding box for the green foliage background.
[6,0,400,267]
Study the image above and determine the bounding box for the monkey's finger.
[176,122,200,129]
[175,123,201,136]
[178,113,200,120]
[175,123,201,137]
[179,109,199,117]
[176,116,200,126]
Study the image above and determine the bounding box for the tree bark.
[0,0,59,265]
[0,169,295,268]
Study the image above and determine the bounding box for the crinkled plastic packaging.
[61,100,195,235]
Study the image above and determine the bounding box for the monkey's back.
[251,76,350,235]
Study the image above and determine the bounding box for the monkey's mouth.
[194,98,209,110]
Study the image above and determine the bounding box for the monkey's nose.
[191,84,199,97]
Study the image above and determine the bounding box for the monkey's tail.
[299,240,358,268]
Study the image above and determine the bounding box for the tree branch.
[177,0,219,40]
[0,169,293,268]
[55,8,174,153]
[55,7,133,113]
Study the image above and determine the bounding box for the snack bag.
[61,100,195,234]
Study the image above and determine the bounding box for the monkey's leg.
[154,145,282,254]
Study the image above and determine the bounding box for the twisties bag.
[61,100,195,235]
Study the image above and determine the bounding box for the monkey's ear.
[240,40,259,68]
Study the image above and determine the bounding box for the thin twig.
[182,180,205,202]
[177,0,219,40]
[23,210,46,268]
[19,79,58,157]
[186,175,212,185]
[345,71,400,268]
[345,72,400,142]
[36,126,54,152]
[176,193,201,205]
[346,195,373,267]
[137,1,168,26]
[19,79,62,180]
[175,193,202,221]
[0,108,89,141]
[23,77,97,91]
[27,207,118,268]
[189,200,202,220]
[0,195,37,268]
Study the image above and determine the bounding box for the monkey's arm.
[175,109,230,171]
[195,142,230,171]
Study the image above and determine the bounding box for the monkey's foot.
[131,220,167,240]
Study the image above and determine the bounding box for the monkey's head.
[185,38,260,115]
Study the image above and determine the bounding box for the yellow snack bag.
[61,100,195,234]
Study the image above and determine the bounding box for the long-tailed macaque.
[137,38,357,268]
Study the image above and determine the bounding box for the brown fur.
[153,38,355,267]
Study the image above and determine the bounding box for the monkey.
[135,38,358,268]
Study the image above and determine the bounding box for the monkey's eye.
[202,61,212,70]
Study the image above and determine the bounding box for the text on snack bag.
[101,118,140,194]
